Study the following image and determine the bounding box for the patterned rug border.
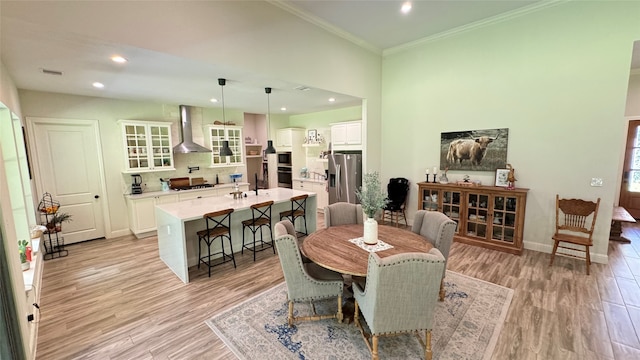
[206,270,513,360]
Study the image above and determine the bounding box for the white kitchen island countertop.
[155,187,317,283]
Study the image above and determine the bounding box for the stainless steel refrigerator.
[328,153,362,204]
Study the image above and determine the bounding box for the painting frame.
[495,168,510,187]
[440,128,509,172]
[307,129,317,142]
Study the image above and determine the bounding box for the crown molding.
[268,0,382,56]
[383,0,567,57]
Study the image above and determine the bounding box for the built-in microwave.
[277,152,292,166]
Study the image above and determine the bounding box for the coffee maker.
[131,174,143,194]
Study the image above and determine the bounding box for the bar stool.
[279,194,308,238]
[197,208,236,277]
[242,200,275,261]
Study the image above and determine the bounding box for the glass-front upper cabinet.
[208,125,244,167]
[120,120,175,173]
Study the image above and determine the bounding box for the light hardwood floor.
[35,215,640,359]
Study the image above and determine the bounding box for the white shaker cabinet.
[120,120,175,173]
[127,194,178,238]
[208,125,244,167]
[331,121,362,151]
[276,128,304,152]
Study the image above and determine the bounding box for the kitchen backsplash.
[122,152,247,194]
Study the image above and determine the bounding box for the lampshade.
[218,78,233,157]
[264,87,276,154]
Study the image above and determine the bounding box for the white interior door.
[28,118,105,244]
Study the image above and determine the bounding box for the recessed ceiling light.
[401,2,412,14]
[111,55,127,63]
[92,82,104,89]
[328,98,336,103]
[280,107,287,111]
[210,98,218,103]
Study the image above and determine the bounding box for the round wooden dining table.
[300,224,434,277]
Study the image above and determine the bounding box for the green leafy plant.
[18,239,28,264]
[356,171,389,218]
[46,212,73,232]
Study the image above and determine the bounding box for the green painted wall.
[381,1,640,261]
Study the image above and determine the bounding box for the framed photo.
[307,129,317,142]
[495,168,510,187]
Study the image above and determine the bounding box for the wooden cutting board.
[169,177,190,189]
[191,177,207,185]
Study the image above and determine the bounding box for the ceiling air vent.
[41,68,63,76]
[294,85,311,91]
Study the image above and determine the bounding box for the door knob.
[94,195,100,199]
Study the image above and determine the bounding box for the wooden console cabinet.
[417,182,528,255]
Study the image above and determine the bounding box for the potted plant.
[356,172,389,245]
[47,212,73,233]
[18,240,29,271]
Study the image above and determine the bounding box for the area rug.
[206,271,513,360]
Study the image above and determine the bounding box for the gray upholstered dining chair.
[353,249,445,360]
[274,220,344,326]
[411,210,456,301]
[324,202,364,227]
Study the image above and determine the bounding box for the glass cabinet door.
[209,126,244,167]
[226,128,243,165]
[124,124,148,170]
[210,127,226,165]
[466,193,489,239]
[121,122,174,172]
[421,188,439,211]
[442,190,461,232]
[491,195,517,243]
[149,125,173,169]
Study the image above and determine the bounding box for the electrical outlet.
[167,225,171,235]
[590,178,603,187]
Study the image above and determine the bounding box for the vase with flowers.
[356,172,389,245]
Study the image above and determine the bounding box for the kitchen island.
[155,187,317,283]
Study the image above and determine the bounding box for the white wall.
[381,1,640,262]
[627,71,640,116]
[0,61,30,358]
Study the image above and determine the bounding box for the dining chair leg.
[439,277,445,302]
[354,300,359,325]
[586,245,591,275]
[288,301,294,327]
[336,295,343,323]
[549,240,559,266]
[425,329,433,360]
[372,335,379,360]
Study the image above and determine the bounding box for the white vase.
[363,217,378,245]
[21,261,30,271]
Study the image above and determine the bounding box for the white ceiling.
[1,1,638,115]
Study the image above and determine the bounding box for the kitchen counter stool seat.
[279,194,308,238]
[242,200,275,261]
[197,208,236,277]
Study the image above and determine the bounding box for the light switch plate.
[591,178,603,187]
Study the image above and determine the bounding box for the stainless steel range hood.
[173,105,211,153]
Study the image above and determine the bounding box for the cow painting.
[439,128,508,171]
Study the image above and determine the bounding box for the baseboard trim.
[524,241,608,264]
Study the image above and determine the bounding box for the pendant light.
[218,78,234,157]
[264,87,277,154]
